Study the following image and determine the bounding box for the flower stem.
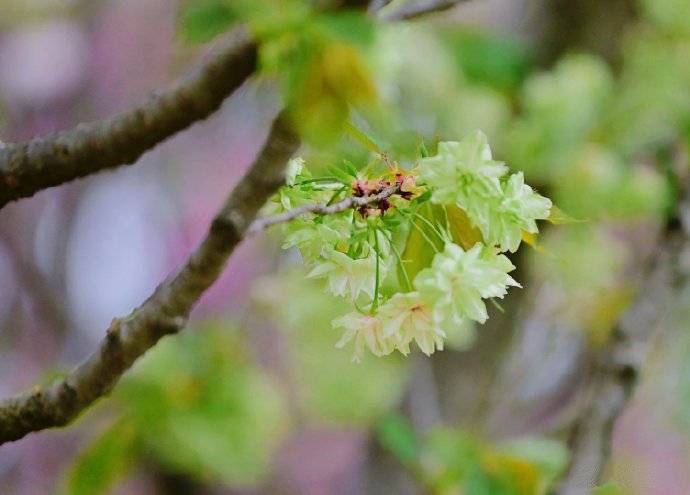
[408,217,440,253]
[412,212,446,243]
[295,177,341,185]
[382,229,412,292]
[371,228,382,313]
[326,186,348,206]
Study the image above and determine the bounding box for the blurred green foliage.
[422,430,568,495]
[593,484,624,494]
[181,0,238,43]
[67,327,288,490]
[254,270,409,423]
[376,418,569,495]
[116,327,288,484]
[65,421,137,495]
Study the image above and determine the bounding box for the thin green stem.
[371,228,381,313]
[348,212,358,257]
[442,206,451,234]
[382,229,412,292]
[408,218,440,253]
[490,298,505,313]
[326,186,347,206]
[411,212,446,243]
[295,177,341,185]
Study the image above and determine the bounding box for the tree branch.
[247,184,401,234]
[0,111,299,445]
[0,27,257,209]
[554,217,688,493]
[379,0,471,22]
[368,0,395,14]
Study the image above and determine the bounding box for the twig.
[380,0,471,22]
[0,27,257,209]
[0,111,299,445]
[247,184,401,234]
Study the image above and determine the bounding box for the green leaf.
[377,414,420,465]
[593,484,622,494]
[441,30,532,92]
[547,205,584,224]
[181,0,238,44]
[326,163,357,183]
[116,328,288,485]
[290,41,376,144]
[444,205,484,249]
[419,142,429,158]
[399,203,445,283]
[317,11,374,47]
[497,437,569,484]
[398,202,485,285]
[65,421,137,495]
[345,121,385,154]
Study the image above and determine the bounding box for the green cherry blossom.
[307,244,388,301]
[378,292,445,356]
[282,214,351,263]
[483,172,552,252]
[332,311,399,363]
[413,243,520,326]
[420,131,508,208]
[285,157,307,187]
[267,134,553,361]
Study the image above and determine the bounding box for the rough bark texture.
[0,112,299,445]
[0,27,257,208]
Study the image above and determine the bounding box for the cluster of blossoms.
[422,132,552,252]
[270,131,552,362]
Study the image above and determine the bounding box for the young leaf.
[547,205,584,224]
[345,120,385,154]
[399,203,445,282]
[181,0,238,44]
[291,42,376,144]
[443,205,484,250]
[377,414,420,465]
[65,421,137,495]
[593,484,623,495]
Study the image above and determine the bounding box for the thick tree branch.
[0,111,299,445]
[380,0,471,22]
[0,27,257,209]
[247,184,401,234]
[0,0,449,209]
[554,216,688,493]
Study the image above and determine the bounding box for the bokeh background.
[1,0,690,493]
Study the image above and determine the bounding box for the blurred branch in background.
[0,111,299,445]
[531,0,637,69]
[0,27,257,208]
[555,165,690,493]
[380,0,472,22]
[0,231,72,338]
